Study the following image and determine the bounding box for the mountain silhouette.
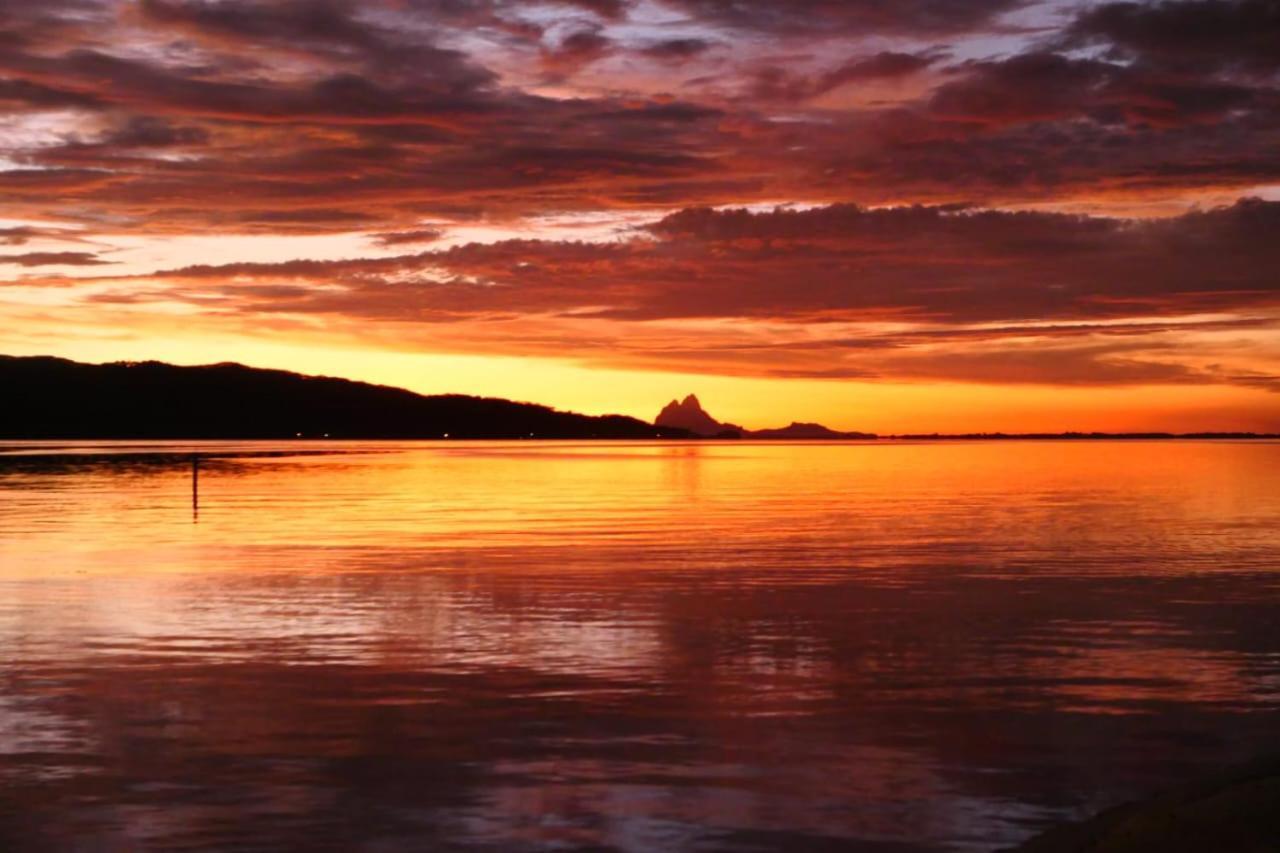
[750,422,877,440]
[655,394,744,437]
[656,395,876,439]
[0,356,691,440]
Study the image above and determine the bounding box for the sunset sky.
[1,0,1278,432]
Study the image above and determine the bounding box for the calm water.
[1,440,1278,851]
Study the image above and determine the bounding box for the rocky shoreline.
[1010,757,1280,852]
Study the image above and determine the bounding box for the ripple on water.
[1,440,1278,851]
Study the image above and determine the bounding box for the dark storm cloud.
[0,251,109,266]
[0,0,1276,291]
[752,50,943,101]
[235,209,381,226]
[0,48,498,125]
[0,0,1276,400]
[659,0,1024,35]
[134,0,504,95]
[928,51,1269,128]
[830,51,943,82]
[136,0,388,51]
[620,200,1280,323]
[0,228,42,245]
[640,38,715,62]
[29,197,1274,389]
[540,27,614,79]
[89,200,1280,328]
[100,116,211,148]
[1064,0,1280,75]
[0,77,102,108]
[559,0,628,21]
[51,207,1279,390]
[0,226,96,246]
[370,228,447,247]
[0,0,110,45]
[0,0,1276,234]
[0,168,120,195]
[0,0,753,230]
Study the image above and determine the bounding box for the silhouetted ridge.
[750,421,877,440]
[655,394,876,439]
[0,356,689,440]
[655,393,743,437]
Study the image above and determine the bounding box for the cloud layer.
[20,200,1278,390]
[1,0,1278,229]
[1,0,1277,408]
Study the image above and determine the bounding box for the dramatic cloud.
[370,228,447,247]
[33,201,1279,390]
[0,226,96,246]
[0,0,1277,418]
[540,27,614,80]
[1064,0,1280,74]
[752,50,943,101]
[639,38,715,62]
[659,0,1024,36]
[0,251,109,267]
[123,200,1280,325]
[0,0,1276,233]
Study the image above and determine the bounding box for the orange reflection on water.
[1,440,1279,850]
[4,439,1278,569]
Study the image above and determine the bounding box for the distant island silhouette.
[651,394,1276,441]
[656,394,877,439]
[655,394,746,438]
[1,356,1275,441]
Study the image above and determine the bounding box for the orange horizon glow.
[3,336,1277,435]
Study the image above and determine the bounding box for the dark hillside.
[0,356,688,440]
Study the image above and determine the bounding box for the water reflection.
[1,441,1278,850]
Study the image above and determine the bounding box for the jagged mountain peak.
[655,393,741,436]
[655,394,877,440]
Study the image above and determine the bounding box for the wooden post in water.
[192,453,199,521]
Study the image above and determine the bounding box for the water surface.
[2,440,1278,851]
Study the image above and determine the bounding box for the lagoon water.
[1,440,1278,851]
